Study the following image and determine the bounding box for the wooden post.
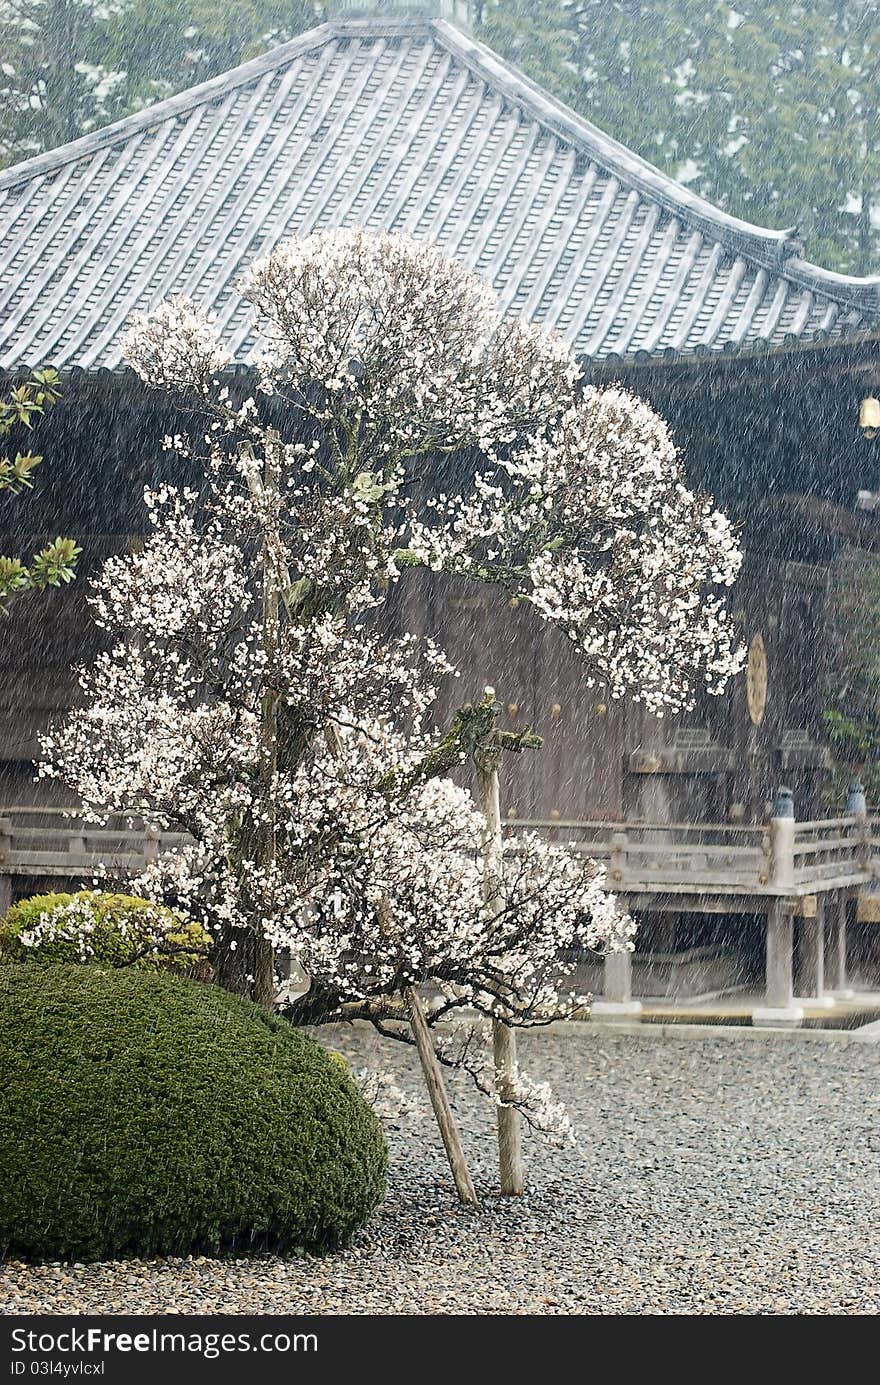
[844,779,867,995]
[604,950,634,1004]
[765,901,795,1009]
[404,986,479,1207]
[856,806,871,877]
[594,885,642,1019]
[475,749,524,1197]
[797,898,832,1006]
[0,817,12,916]
[67,827,86,857]
[826,894,853,997]
[768,787,795,892]
[609,830,628,888]
[801,911,825,998]
[754,788,802,1026]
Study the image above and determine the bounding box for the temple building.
[2,1,880,1019]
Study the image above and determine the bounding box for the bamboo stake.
[404,986,479,1207]
[475,743,524,1197]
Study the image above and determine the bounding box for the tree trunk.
[214,924,273,1001]
[252,432,283,1007]
[404,986,479,1207]
[474,756,524,1196]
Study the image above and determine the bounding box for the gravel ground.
[2,1024,879,1315]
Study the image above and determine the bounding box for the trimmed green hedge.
[0,890,211,972]
[0,966,387,1262]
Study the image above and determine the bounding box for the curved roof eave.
[1,15,878,368]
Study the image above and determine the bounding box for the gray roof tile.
[1,15,879,370]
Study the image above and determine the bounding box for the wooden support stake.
[404,986,479,1207]
[492,1017,523,1196]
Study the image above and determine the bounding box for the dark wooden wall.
[2,344,877,821]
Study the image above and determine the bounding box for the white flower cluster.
[254,752,633,1021]
[408,387,744,713]
[122,296,231,390]
[238,228,579,458]
[19,895,99,964]
[432,1021,579,1145]
[17,892,188,966]
[119,230,743,714]
[352,1068,420,1124]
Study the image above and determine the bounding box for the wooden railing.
[506,813,878,897]
[0,808,187,880]
[0,805,877,900]
[788,816,873,890]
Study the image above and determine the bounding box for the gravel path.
[3,1025,879,1315]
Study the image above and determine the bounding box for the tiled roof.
[1,15,879,370]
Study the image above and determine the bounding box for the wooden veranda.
[507,803,879,1023]
[2,798,877,1026]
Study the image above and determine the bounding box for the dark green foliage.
[824,556,880,803]
[0,0,315,164]
[0,890,211,973]
[0,370,79,605]
[0,966,387,1262]
[480,1,880,275]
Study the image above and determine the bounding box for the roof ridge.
[782,255,880,311]
[429,18,880,308]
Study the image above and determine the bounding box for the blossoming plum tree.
[41,228,743,1200]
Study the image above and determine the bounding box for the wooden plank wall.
[1,357,860,824]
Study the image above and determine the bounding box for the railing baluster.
[0,817,12,914]
[609,830,627,887]
[1,805,873,904]
[0,816,12,865]
[769,788,795,890]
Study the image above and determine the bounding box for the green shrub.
[0,966,387,1262]
[0,890,211,973]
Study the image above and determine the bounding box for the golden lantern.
[859,395,880,439]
